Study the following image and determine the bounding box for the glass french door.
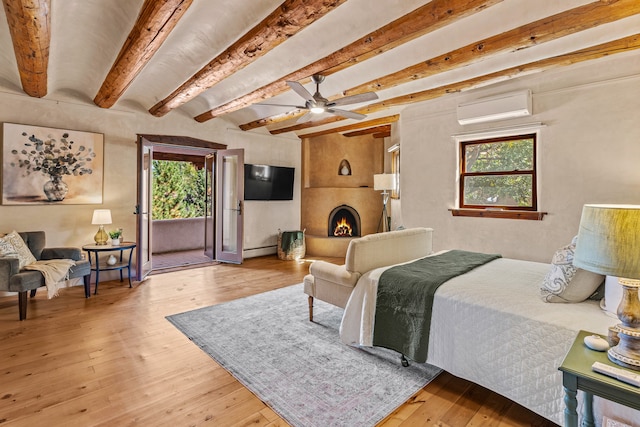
[135,139,153,281]
[215,149,244,264]
[204,154,215,259]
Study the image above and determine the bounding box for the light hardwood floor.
[0,256,558,426]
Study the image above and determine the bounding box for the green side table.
[558,330,640,427]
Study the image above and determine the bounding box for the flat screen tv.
[244,164,295,201]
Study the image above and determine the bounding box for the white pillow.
[540,236,605,303]
[0,231,37,269]
[600,276,623,318]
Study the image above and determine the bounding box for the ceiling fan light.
[310,106,325,114]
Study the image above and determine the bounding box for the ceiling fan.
[279,74,378,120]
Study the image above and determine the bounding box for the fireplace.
[328,205,360,237]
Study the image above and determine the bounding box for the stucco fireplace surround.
[301,133,384,257]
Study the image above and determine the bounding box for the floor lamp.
[374,174,395,232]
[573,204,640,370]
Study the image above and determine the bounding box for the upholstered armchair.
[0,231,91,320]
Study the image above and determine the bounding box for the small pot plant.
[108,229,122,246]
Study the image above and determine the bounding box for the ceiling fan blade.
[255,103,307,109]
[296,111,314,123]
[327,108,366,120]
[327,92,378,107]
[287,81,315,104]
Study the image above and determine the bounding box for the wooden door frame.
[135,134,226,279]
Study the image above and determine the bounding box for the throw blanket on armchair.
[373,250,501,362]
[23,259,76,299]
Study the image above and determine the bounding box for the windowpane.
[463,174,533,207]
[464,138,533,173]
[459,133,537,210]
[391,149,400,199]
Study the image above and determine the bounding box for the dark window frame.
[459,133,538,211]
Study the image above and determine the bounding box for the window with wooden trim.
[390,144,400,199]
[459,133,537,210]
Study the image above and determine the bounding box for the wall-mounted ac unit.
[457,90,532,125]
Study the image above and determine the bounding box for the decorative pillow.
[0,238,17,256]
[540,236,605,303]
[0,231,36,269]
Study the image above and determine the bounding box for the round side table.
[82,242,136,294]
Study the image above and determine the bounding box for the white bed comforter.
[340,257,638,425]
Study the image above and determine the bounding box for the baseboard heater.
[243,245,277,258]
[457,90,532,125]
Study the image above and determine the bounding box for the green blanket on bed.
[372,250,501,363]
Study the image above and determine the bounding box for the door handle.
[228,200,242,215]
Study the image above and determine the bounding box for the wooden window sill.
[449,209,547,220]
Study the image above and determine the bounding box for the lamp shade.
[91,209,112,225]
[374,174,395,191]
[573,204,640,279]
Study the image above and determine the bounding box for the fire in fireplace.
[328,205,360,237]
[334,217,353,237]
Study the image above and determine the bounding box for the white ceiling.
[0,0,638,136]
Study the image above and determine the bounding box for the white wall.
[0,92,301,265]
[396,52,640,262]
[238,130,302,257]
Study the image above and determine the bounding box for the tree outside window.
[152,160,206,219]
[460,134,536,210]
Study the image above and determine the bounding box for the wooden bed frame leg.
[308,296,314,322]
[401,354,409,367]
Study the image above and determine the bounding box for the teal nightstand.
[559,330,640,427]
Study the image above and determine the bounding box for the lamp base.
[607,326,640,371]
[94,225,109,245]
[608,279,640,371]
[378,191,391,232]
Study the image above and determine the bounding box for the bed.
[340,254,638,425]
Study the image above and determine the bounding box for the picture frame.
[2,123,104,205]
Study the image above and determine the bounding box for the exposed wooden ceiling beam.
[296,115,398,139]
[241,109,308,130]
[357,33,640,114]
[93,0,193,109]
[343,125,391,137]
[250,1,640,133]
[344,0,640,96]
[271,33,640,134]
[273,113,342,134]
[2,0,50,97]
[373,130,391,138]
[196,0,503,123]
[149,0,346,117]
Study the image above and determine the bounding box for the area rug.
[166,283,441,427]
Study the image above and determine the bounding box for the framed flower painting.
[2,123,104,205]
